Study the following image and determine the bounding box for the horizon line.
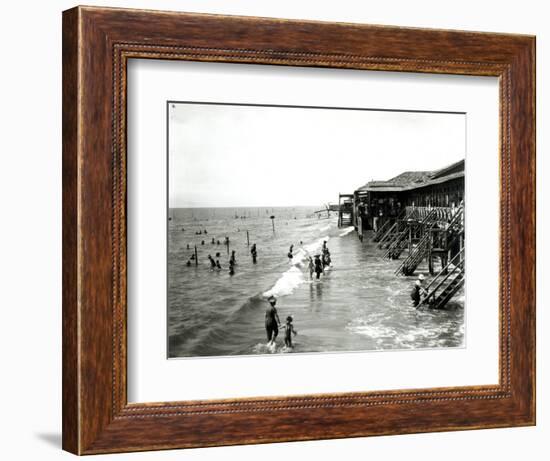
[168,204,328,209]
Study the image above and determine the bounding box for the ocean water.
[168,207,464,357]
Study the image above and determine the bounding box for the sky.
[168,103,465,208]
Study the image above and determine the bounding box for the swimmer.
[287,244,294,260]
[207,255,216,270]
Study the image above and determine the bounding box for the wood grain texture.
[62,5,536,455]
[61,7,79,454]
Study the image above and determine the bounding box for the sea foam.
[263,236,329,298]
[339,226,355,237]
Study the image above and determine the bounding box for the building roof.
[357,159,464,193]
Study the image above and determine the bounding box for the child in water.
[283,315,298,348]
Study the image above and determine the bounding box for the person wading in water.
[314,254,324,279]
[265,296,281,345]
[207,255,216,270]
[308,256,315,279]
[411,274,427,308]
[283,315,298,348]
[287,244,294,261]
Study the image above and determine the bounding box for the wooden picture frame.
[62,5,535,455]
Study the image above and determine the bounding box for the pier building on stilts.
[344,159,465,309]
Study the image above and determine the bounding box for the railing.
[384,229,409,259]
[372,209,408,242]
[429,205,464,250]
[420,247,465,307]
[381,223,406,250]
[372,218,393,242]
[448,205,464,227]
[384,208,437,261]
[377,221,399,248]
[395,232,431,275]
[404,206,459,223]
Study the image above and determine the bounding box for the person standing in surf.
[251,243,257,263]
[229,252,236,275]
[308,257,315,279]
[322,241,331,268]
[314,254,324,279]
[265,296,281,345]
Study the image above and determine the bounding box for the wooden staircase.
[420,248,465,309]
[395,205,464,276]
[372,218,393,242]
[388,209,437,267]
[395,232,430,275]
[384,227,410,259]
[372,209,407,242]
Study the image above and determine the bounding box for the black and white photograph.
[167,102,466,358]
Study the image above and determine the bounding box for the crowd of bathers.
[286,240,332,280]
[305,241,332,280]
[183,228,260,276]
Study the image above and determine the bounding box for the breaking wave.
[263,236,329,298]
